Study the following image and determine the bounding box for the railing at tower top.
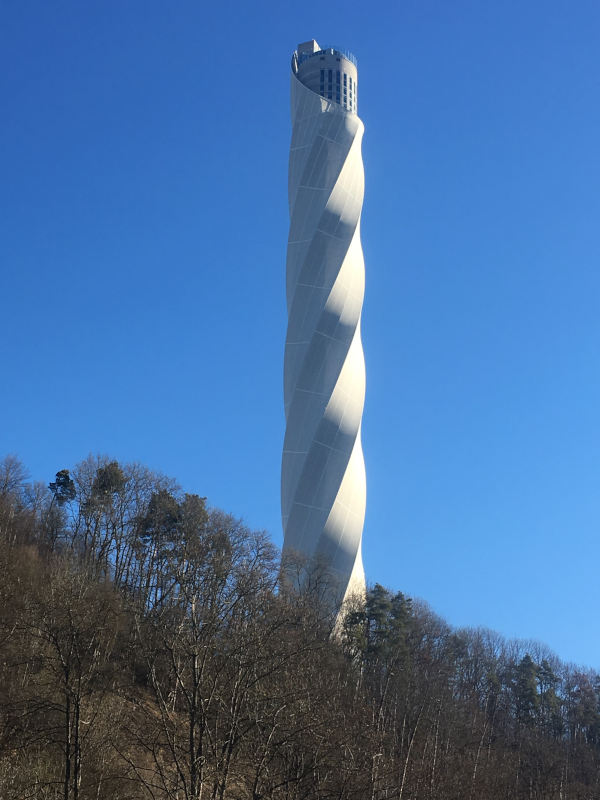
[297,46,358,68]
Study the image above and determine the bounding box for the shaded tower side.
[281,40,366,605]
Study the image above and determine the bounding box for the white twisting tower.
[281,40,366,604]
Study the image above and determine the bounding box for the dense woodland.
[0,454,599,800]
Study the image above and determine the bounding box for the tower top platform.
[293,39,358,114]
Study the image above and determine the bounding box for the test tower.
[281,39,366,604]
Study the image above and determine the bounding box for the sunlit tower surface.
[281,39,366,605]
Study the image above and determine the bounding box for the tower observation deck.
[281,39,367,607]
[294,40,358,114]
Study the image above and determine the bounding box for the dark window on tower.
[336,70,340,83]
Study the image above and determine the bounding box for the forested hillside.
[1,454,599,799]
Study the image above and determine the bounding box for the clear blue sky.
[2,1,599,667]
